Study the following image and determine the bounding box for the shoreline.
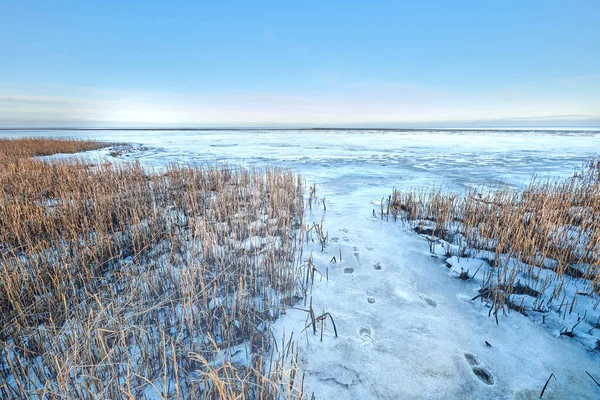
[2,136,600,398]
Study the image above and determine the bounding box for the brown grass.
[389,160,600,324]
[0,138,310,398]
[0,136,109,159]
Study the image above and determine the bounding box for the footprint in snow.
[359,327,373,344]
[464,353,494,385]
[418,293,437,308]
[464,353,479,366]
[352,247,361,262]
[473,367,494,385]
[343,268,354,274]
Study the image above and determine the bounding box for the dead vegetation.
[389,160,600,329]
[0,136,109,159]
[0,138,313,398]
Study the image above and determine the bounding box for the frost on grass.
[0,140,310,398]
[388,160,600,348]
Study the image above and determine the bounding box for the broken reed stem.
[540,373,555,398]
[586,371,600,387]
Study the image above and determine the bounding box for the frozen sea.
[5,128,600,399]
[6,128,600,192]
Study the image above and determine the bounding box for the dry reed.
[389,161,600,326]
[0,138,311,398]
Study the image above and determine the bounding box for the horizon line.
[1,126,600,132]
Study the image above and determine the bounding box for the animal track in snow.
[352,247,360,263]
[359,327,373,344]
[472,367,494,385]
[343,268,354,274]
[367,297,376,304]
[464,353,494,385]
[372,262,382,270]
[418,293,437,308]
[464,353,479,366]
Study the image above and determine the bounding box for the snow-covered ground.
[6,128,600,398]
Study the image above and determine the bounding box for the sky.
[0,1,599,128]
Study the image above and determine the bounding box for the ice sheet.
[5,128,600,398]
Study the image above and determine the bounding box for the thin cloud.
[0,84,599,127]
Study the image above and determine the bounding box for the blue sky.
[1,1,599,127]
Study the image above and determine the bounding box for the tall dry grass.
[0,137,108,159]
[0,138,310,398]
[389,161,600,324]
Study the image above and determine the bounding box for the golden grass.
[389,161,600,324]
[0,138,309,398]
[0,136,109,159]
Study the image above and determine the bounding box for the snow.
[274,204,600,399]
[5,128,600,398]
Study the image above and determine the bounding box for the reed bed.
[0,137,109,159]
[388,161,600,338]
[0,138,310,398]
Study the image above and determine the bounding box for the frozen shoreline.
[5,129,600,398]
[272,189,600,399]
